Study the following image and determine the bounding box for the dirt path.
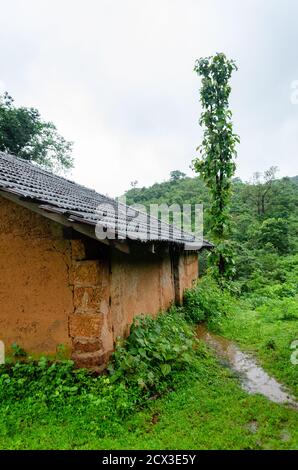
[196,324,297,408]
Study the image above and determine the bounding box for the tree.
[170,170,186,182]
[253,217,290,255]
[0,92,73,172]
[246,166,278,216]
[193,53,239,279]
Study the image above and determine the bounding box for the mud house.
[0,152,211,369]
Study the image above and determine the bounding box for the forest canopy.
[124,170,298,294]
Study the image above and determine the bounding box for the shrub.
[108,308,203,395]
[183,276,234,328]
[1,358,123,402]
[256,297,298,322]
[11,343,27,358]
[258,282,297,299]
[0,307,205,425]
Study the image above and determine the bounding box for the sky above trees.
[0,0,297,196]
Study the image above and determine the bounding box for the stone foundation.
[69,240,113,370]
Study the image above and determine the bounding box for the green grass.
[217,302,298,398]
[1,298,297,450]
[0,348,297,450]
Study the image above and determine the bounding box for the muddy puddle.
[196,324,297,408]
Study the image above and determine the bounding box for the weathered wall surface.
[177,252,199,303]
[0,196,73,355]
[110,250,198,344]
[110,251,175,341]
[0,195,199,367]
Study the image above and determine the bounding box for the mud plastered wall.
[0,197,73,355]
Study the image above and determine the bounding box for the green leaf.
[160,364,171,376]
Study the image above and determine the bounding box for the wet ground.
[196,324,297,408]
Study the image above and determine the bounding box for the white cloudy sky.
[0,0,297,196]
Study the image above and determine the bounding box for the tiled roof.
[0,152,212,249]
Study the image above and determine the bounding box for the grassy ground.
[1,298,297,450]
[217,303,298,398]
[0,343,297,450]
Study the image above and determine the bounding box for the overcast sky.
[0,0,297,196]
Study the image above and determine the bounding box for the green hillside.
[124,172,298,291]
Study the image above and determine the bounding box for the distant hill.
[289,175,298,184]
[124,174,209,208]
[123,171,298,239]
[123,170,298,283]
[123,172,298,209]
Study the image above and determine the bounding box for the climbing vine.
[193,53,239,279]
